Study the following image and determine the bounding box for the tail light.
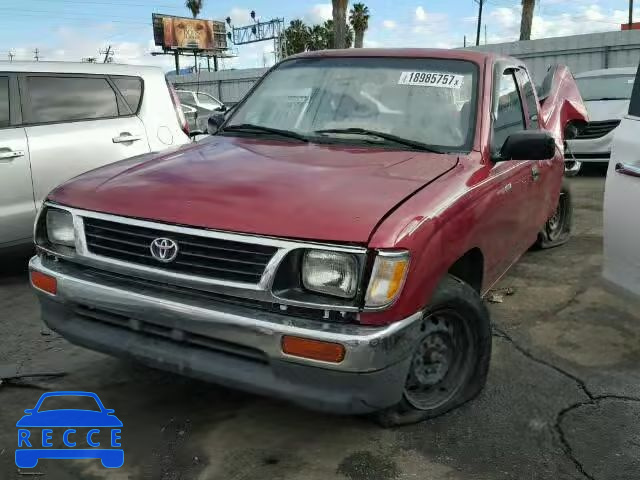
[166,80,189,136]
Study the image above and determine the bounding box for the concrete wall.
[467,30,640,82]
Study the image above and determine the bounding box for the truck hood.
[49,136,459,243]
[584,99,629,121]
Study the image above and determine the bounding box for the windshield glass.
[226,57,478,151]
[38,395,101,412]
[576,74,635,101]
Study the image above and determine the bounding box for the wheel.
[564,160,582,177]
[535,180,573,249]
[374,275,492,427]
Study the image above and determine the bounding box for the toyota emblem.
[150,238,179,263]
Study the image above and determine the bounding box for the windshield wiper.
[314,128,447,153]
[588,97,628,101]
[220,123,309,142]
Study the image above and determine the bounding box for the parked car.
[29,49,586,426]
[176,89,225,112]
[603,63,640,302]
[0,62,191,250]
[181,103,210,134]
[564,67,636,176]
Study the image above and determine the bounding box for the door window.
[112,76,143,113]
[629,63,640,117]
[517,70,539,129]
[177,91,194,106]
[26,76,118,123]
[0,77,9,127]
[493,71,525,150]
[196,92,223,110]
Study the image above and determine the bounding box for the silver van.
[0,62,190,249]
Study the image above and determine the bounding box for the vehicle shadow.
[0,245,34,282]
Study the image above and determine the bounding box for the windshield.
[197,92,223,110]
[576,74,635,101]
[37,395,101,412]
[226,57,478,151]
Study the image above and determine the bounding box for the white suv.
[603,63,640,302]
[0,62,190,249]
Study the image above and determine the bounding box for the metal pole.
[630,0,634,29]
[213,56,219,72]
[174,51,180,75]
[484,24,487,45]
[207,56,211,72]
[194,52,198,73]
[475,0,484,46]
[464,35,467,48]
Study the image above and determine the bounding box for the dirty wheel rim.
[403,309,473,411]
[546,192,567,241]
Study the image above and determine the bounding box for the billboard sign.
[152,14,227,51]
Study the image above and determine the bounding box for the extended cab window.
[0,77,8,127]
[26,76,118,123]
[493,71,525,150]
[517,70,539,129]
[112,76,143,113]
[226,57,478,151]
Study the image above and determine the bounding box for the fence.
[170,67,268,105]
[169,30,640,104]
[468,30,640,82]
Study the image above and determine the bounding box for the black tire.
[535,179,573,249]
[374,275,492,427]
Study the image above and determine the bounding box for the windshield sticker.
[398,72,464,89]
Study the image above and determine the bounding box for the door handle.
[0,150,25,161]
[112,134,142,144]
[615,162,640,178]
[531,166,540,182]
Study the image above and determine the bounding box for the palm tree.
[285,19,310,54]
[321,20,353,49]
[185,0,203,18]
[349,3,370,48]
[332,0,349,49]
[520,0,535,40]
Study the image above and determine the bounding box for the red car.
[30,49,587,426]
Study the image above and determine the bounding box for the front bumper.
[30,256,422,414]
[566,135,613,163]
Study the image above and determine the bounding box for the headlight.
[302,250,358,299]
[46,209,75,247]
[365,251,410,308]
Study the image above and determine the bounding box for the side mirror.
[215,104,228,113]
[207,112,225,134]
[495,130,556,162]
[24,409,33,414]
[189,130,205,138]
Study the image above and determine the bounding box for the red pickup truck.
[29,49,587,426]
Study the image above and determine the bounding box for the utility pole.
[475,0,485,46]
[485,24,487,45]
[630,0,634,29]
[33,48,40,61]
[100,45,113,63]
[464,35,467,48]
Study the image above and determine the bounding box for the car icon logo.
[15,391,123,469]
[150,237,179,263]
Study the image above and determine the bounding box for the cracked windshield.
[1,0,638,479]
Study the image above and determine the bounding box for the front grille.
[74,304,268,363]
[83,217,278,284]
[570,152,611,159]
[576,120,621,139]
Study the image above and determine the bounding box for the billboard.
[152,14,227,51]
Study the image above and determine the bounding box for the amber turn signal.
[31,271,57,295]
[281,336,345,363]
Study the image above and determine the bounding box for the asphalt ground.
[0,172,637,480]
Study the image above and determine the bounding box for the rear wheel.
[535,180,573,249]
[375,275,491,427]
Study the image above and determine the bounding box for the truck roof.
[288,48,503,64]
[0,61,162,76]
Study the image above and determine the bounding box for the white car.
[176,89,225,111]
[565,67,636,176]
[603,63,640,302]
[0,62,190,250]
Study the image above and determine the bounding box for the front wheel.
[374,275,492,427]
[535,180,573,249]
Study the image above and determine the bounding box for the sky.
[0,0,637,71]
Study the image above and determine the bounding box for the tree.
[185,0,203,18]
[520,0,535,41]
[322,20,353,49]
[285,20,311,55]
[349,3,370,48]
[332,0,349,49]
[307,24,328,51]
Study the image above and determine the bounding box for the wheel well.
[448,248,484,293]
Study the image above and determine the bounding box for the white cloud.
[415,6,428,22]
[227,7,252,26]
[382,20,397,30]
[305,3,333,24]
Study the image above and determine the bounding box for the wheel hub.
[412,333,453,386]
